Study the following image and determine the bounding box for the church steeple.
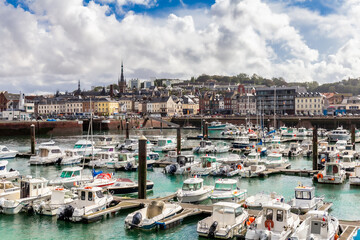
[119,61,126,94]
[78,79,81,91]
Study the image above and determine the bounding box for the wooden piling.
[30,124,35,155]
[202,119,206,139]
[205,122,209,140]
[351,124,356,150]
[138,135,147,199]
[312,125,318,171]
[126,121,129,140]
[177,127,181,155]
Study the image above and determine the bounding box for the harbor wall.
[0,120,83,136]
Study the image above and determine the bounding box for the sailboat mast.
[274,86,276,130]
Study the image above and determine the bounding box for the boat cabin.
[177,155,195,167]
[214,179,237,191]
[118,153,135,162]
[157,138,174,147]
[212,202,244,225]
[294,186,316,207]
[74,140,94,149]
[38,146,62,157]
[124,139,137,146]
[306,211,332,236]
[20,177,49,199]
[0,146,11,153]
[0,180,20,200]
[325,162,341,176]
[64,149,79,158]
[200,140,212,148]
[96,136,114,146]
[51,187,71,205]
[0,160,9,173]
[182,178,203,191]
[74,186,105,208]
[261,202,293,232]
[95,152,116,161]
[201,156,217,168]
[267,154,282,161]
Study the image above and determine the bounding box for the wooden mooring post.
[177,127,181,155]
[312,125,318,171]
[30,124,35,155]
[138,135,147,199]
[126,121,130,140]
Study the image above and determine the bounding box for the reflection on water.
[0,129,359,239]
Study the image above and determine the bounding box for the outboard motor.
[56,158,63,165]
[288,151,292,158]
[132,212,142,225]
[167,164,177,174]
[125,162,133,171]
[59,205,74,221]
[9,168,15,172]
[208,221,218,238]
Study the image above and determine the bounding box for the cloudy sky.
[1,0,360,94]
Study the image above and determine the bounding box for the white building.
[295,92,324,115]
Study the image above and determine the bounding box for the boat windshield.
[2,147,9,152]
[215,183,235,191]
[295,190,311,199]
[118,154,128,161]
[66,151,73,157]
[248,154,256,160]
[158,140,166,147]
[182,182,201,191]
[39,149,49,157]
[268,155,281,161]
[60,171,73,178]
[0,166,5,171]
[74,144,92,149]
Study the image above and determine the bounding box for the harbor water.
[0,129,359,239]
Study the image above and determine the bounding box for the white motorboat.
[113,153,136,170]
[341,153,357,172]
[29,146,64,165]
[300,140,313,158]
[95,136,116,147]
[328,127,350,142]
[57,186,114,222]
[217,154,242,165]
[164,155,199,175]
[191,156,221,176]
[125,200,183,230]
[0,179,20,201]
[231,136,251,150]
[193,140,217,153]
[151,138,176,152]
[176,177,213,203]
[0,146,18,159]
[243,151,261,167]
[349,165,360,186]
[245,201,300,240]
[89,151,117,168]
[208,121,227,130]
[296,127,310,138]
[282,127,298,138]
[59,149,82,165]
[34,187,76,216]
[107,178,154,195]
[118,138,138,151]
[197,202,249,239]
[49,167,92,188]
[289,210,339,240]
[1,176,52,214]
[240,164,266,178]
[288,185,325,214]
[210,179,247,203]
[335,140,348,151]
[284,143,303,157]
[245,192,284,210]
[316,161,346,184]
[0,160,19,179]
[264,153,288,168]
[73,139,101,157]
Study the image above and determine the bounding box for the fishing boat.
[349,165,360,186]
[289,210,339,240]
[1,176,52,214]
[125,200,182,230]
[316,161,346,184]
[191,156,221,176]
[239,164,266,178]
[164,155,198,175]
[328,127,350,142]
[176,177,213,203]
[34,187,76,216]
[244,192,284,210]
[59,149,82,165]
[245,201,300,240]
[288,185,325,214]
[0,160,19,179]
[28,146,64,165]
[49,167,92,188]
[197,202,249,239]
[0,146,18,159]
[209,179,247,203]
[107,178,154,195]
[264,153,288,168]
[57,186,114,222]
[151,138,176,152]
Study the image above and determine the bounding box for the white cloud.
[1,0,360,94]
